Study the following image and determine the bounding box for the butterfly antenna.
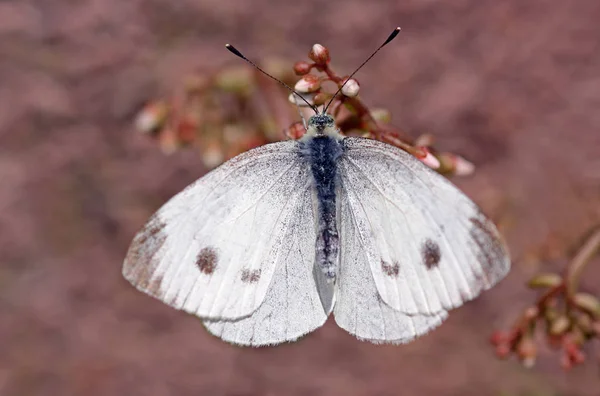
[324,27,401,113]
[225,44,319,114]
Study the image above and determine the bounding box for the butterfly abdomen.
[300,135,344,281]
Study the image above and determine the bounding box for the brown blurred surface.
[1,0,600,395]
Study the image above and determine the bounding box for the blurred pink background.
[1,0,599,395]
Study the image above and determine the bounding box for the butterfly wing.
[203,187,335,346]
[123,141,332,323]
[335,190,448,343]
[338,137,510,316]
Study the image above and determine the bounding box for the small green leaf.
[527,273,562,289]
[572,293,600,318]
[549,315,570,335]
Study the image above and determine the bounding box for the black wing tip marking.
[123,214,169,298]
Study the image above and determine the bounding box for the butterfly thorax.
[299,115,344,282]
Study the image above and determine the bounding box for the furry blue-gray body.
[299,115,344,281]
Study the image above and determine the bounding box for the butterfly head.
[308,114,335,134]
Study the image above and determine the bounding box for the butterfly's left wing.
[338,137,510,316]
[334,189,448,343]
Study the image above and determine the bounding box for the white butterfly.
[123,30,510,347]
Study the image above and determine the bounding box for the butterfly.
[123,28,510,346]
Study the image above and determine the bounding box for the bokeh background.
[2,0,600,395]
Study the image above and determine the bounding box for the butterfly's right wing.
[203,187,335,346]
[123,140,332,326]
[334,190,448,343]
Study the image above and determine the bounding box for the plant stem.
[565,227,600,298]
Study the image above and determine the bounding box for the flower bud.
[575,313,593,335]
[201,139,225,168]
[294,74,321,93]
[293,61,312,76]
[452,155,475,176]
[135,101,169,134]
[527,273,562,289]
[286,122,307,140]
[313,92,329,106]
[288,92,315,107]
[158,128,178,154]
[516,337,537,366]
[550,315,570,335]
[524,306,539,320]
[370,108,392,123]
[176,118,197,144]
[417,147,440,169]
[489,330,508,346]
[341,78,360,97]
[308,44,330,65]
[573,292,600,319]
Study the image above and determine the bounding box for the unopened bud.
[288,92,315,107]
[293,61,312,76]
[313,92,329,106]
[516,337,537,362]
[135,101,169,134]
[524,306,539,320]
[286,122,306,140]
[308,44,330,65]
[527,273,562,289]
[176,118,197,144]
[158,128,178,154]
[294,74,321,93]
[489,330,508,346]
[341,78,360,97]
[417,147,440,169]
[573,292,600,319]
[370,108,392,123]
[550,315,570,335]
[574,313,593,335]
[201,140,225,168]
[452,155,475,176]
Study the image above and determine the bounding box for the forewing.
[203,188,335,346]
[334,189,448,343]
[123,141,315,320]
[338,137,510,315]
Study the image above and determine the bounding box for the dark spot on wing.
[381,260,400,277]
[123,214,168,298]
[196,247,218,274]
[241,269,261,283]
[422,239,441,270]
